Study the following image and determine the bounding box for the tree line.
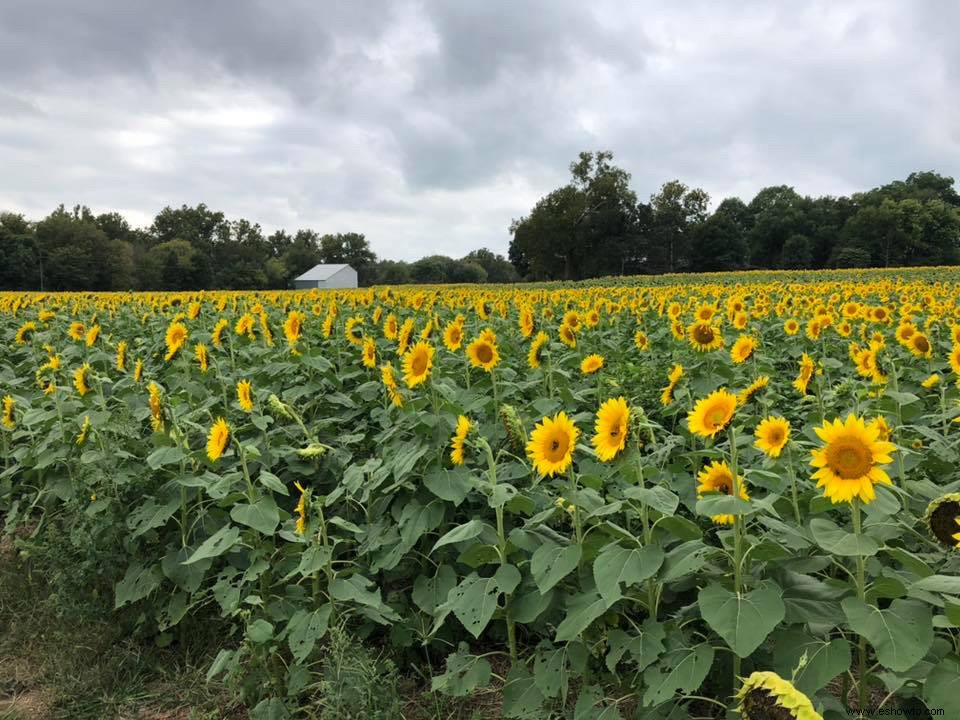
[0,204,519,291]
[509,151,960,280]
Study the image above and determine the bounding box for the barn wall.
[321,267,358,288]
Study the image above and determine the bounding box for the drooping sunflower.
[736,671,822,720]
[443,320,464,351]
[592,397,629,462]
[85,324,100,347]
[526,412,579,477]
[697,460,749,525]
[15,321,36,344]
[687,322,724,352]
[519,308,535,338]
[754,416,790,458]
[402,341,434,388]
[235,313,256,340]
[164,321,188,361]
[115,340,127,372]
[810,414,897,504]
[730,335,757,364]
[75,415,91,446]
[397,318,415,356]
[924,493,960,548]
[237,380,254,412]
[738,375,769,406]
[687,389,737,438]
[450,415,472,465]
[793,353,816,395]
[1,395,14,429]
[558,322,577,348]
[195,342,209,373]
[467,334,500,372]
[133,359,144,383]
[381,364,404,407]
[74,364,91,396]
[294,481,308,536]
[207,417,230,462]
[284,310,306,348]
[580,354,604,375]
[528,331,549,369]
[660,364,684,406]
[148,382,163,432]
[212,318,229,348]
[922,373,941,389]
[361,336,377,368]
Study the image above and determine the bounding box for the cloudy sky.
[0,1,957,261]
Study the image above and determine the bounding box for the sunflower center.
[545,432,569,461]
[914,336,930,353]
[693,325,715,344]
[411,354,428,375]
[767,429,783,444]
[826,438,872,479]
[708,407,727,427]
[476,344,493,363]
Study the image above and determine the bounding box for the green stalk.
[785,450,802,525]
[852,500,868,713]
[481,439,516,662]
[729,423,744,688]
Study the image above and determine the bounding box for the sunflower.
[562,310,580,330]
[68,321,85,341]
[443,321,464,351]
[383,313,399,340]
[212,318,229,348]
[1,395,14,429]
[345,316,365,346]
[74,364,91,396]
[85,324,100,347]
[164,321,188,361]
[737,671,822,720]
[592,397,629,462]
[195,342,209,373]
[235,313,256,340]
[397,318,415,356]
[950,344,960,377]
[922,373,941,389]
[15,321,36,344]
[558,322,577,348]
[237,380,254,412]
[381,364,404,407]
[694,303,717,322]
[867,414,892,441]
[688,322,724,352]
[660,364,684,406]
[402,341,434,388]
[115,340,127,372]
[294,481,308,535]
[697,460,749,525]
[207,417,230,462]
[148,382,163,432]
[467,334,500,372]
[634,330,649,351]
[783,319,799,335]
[755,417,790,458]
[895,321,916,345]
[361,336,377,368]
[793,353,816,395]
[526,412,579,477]
[738,376,769,406]
[76,415,91,446]
[908,332,932,358]
[733,312,748,330]
[450,415,472,465]
[528,331,549,369]
[687,389,737,438]
[133,359,144,383]
[284,310,305,348]
[519,308,535,338]
[924,493,960,548]
[580,354,604,375]
[810,414,897,504]
[670,320,685,341]
[730,335,757,364]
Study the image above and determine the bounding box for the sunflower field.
[2,268,960,719]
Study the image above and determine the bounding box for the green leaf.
[432,519,489,553]
[127,495,180,538]
[660,541,713,582]
[772,631,852,696]
[695,494,753,518]
[258,470,289,496]
[593,544,664,608]
[924,655,960,711]
[642,643,714,707]
[555,592,607,642]
[286,605,332,662]
[912,575,960,595]
[184,524,240,564]
[623,485,679,516]
[230,496,280,536]
[841,598,933,672]
[431,643,492,697]
[423,466,474,505]
[511,588,553,623]
[809,517,880,556]
[531,542,582,595]
[146,445,186,469]
[698,581,785,658]
[412,565,457,615]
[533,641,586,702]
[605,619,666,672]
[247,618,274,643]
[249,698,289,720]
[442,565,520,639]
[502,664,545,719]
[115,563,161,608]
[161,545,211,593]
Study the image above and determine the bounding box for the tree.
[646,180,709,273]
[746,186,809,268]
[0,213,39,290]
[462,248,519,283]
[689,198,749,271]
[319,232,377,271]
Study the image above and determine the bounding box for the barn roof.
[293,264,353,282]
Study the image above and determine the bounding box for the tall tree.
[646,180,709,273]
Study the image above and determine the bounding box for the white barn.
[292,264,358,289]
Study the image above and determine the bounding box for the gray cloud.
[0,0,957,260]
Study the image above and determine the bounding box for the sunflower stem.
[852,499,869,713]
[785,450,802,525]
[482,439,516,663]
[729,423,744,690]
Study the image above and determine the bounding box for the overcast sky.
[1,1,958,261]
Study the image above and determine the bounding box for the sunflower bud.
[499,404,526,452]
[925,493,960,548]
[297,442,328,458]
[628,404,654,446]
[268,394,295,420]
